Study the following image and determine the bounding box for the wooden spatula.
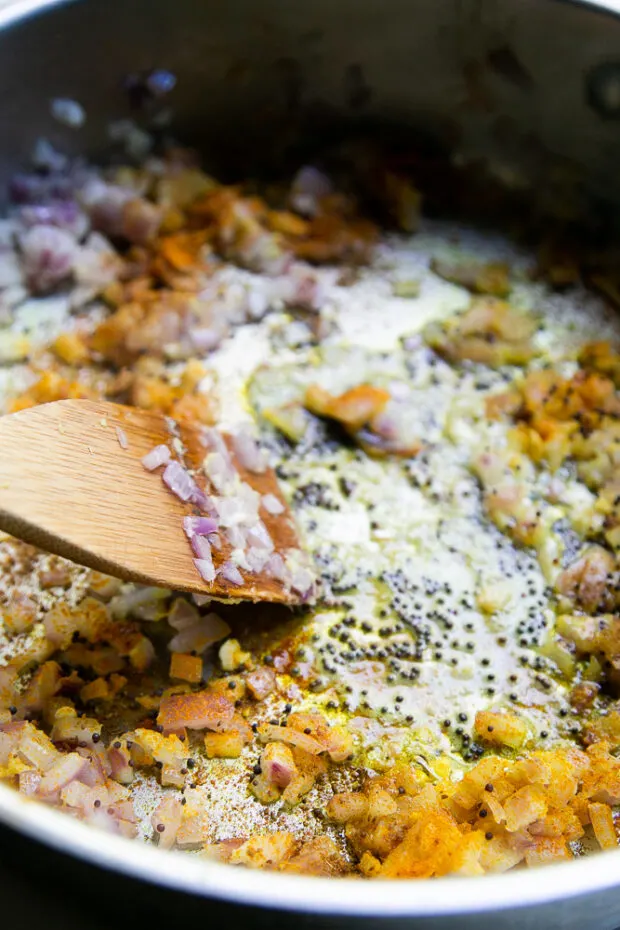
[0,399,305,605]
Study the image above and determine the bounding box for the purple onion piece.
[266,553,288,583]
[220,561,244,586]
[261,493,284,515]
[142,444,171,471]
[194,558,216,584]
[183,515,218,539]
[162,460,198,502]
[232,428,267,474]
[191,535,212,560]
[190,486,216,513]
[246,546,270,573]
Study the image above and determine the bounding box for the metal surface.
[1,0,620,926]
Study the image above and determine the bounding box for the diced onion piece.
[260,742,297,788]
[168,598,200,631]
[266,553,289,583]
[21,224,77,292]
[262,493,284,515]
[142,444,171,471]
[194,557,216,584]
[115,426,128,450]
[246,666,276,700]
[51,98,86,129]
[259,724,324,755]
[204,731,245,759]
[221,561,244,586]
[232,428,267,474]
[190,535,212,561]
[589,802,618,850]
[190,486,214,510]
[246,520,274,551]
[38,752,86,795]
[152,796,183,850]
[19,770,42,796]
[246,546,271,573]
[225,525,247,549]
[289,565,315,596]
[189,327,223,352]
[157,691,235,733]
[200,427,232,462]
[18,724,60,771]
[204,452,235,492]
[168,611,230,654]
[219,638,251,672]
[183,516,218,538]
[162,460,199,502]
[108,744,133,784]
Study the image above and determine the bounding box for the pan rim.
[0,780,619,916]
[1,0,620,917]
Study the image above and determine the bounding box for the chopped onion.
[215,485,260,528]
[176,814,209,850]
[78,177,133,238]
[288,565,315,596]
[246,521,274,552]
[157,690,235,733]
[225,525,247,549]
[20,223,77,292]
[261,493,284,516]
[18,725,60,771]
[73,232,121,289]
[110,585,170,621]
[220,561,244,586]
[19,770,42,796]
[142,444,170,471]
[152,796,183,850]
[168,611,230,654]
[246,666,276,700]
[183,515,218,538]
[232,428,267,474]
[200,427,232,463]
[168,597,200,631]
[115,426,128,450]
[230,549,252,571]
[259,724,324,755]
[19,200,89,240]
[162,460,199,502]
[108,745,133,785]
[208,532,222,550]
[189,486,216,513]
[38,752,86,795]
[190,535,212,561]
[61,781,109,813]
[290,165,332,216]
[266,553,288,583]
[260,743,296,788]
[194,557,216,584]
[51,98,86,129]
[246,546,271,573]
[204,452,235,492]
[189,327,223,352]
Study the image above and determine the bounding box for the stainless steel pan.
[1,0,620,926]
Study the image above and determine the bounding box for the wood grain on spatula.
[0,399,303,605]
